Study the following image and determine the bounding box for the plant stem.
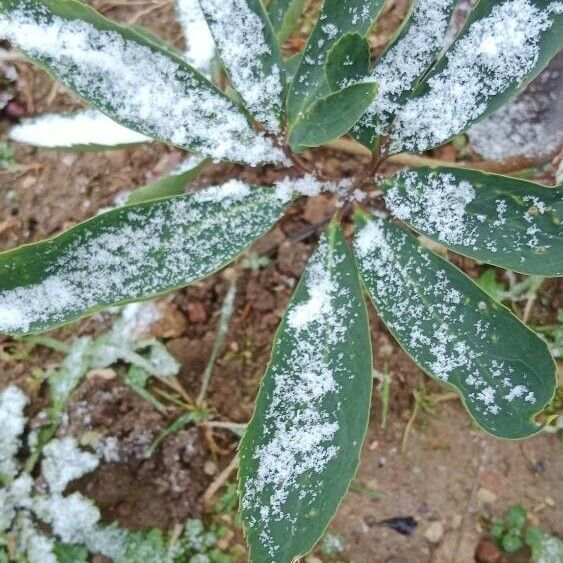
[197,280,237,405]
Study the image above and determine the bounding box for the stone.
[477,487,497,506]
[424,521,445,544]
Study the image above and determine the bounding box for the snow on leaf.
[240,224,372,562]
[353,0,456,144]
[0,182,290,334]
[354,212,556,439]
[391,0,563,153]
[41,437,99,494]
[8,109,151,150]
[0,386,28,479]
[175,0,215,77]
[199,0,285,133]
[0,0,286,166]
[382,167,563,276]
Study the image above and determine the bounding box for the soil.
[1,1,562,562]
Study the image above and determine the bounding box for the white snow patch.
[41,437,99,494]
[175,0,215,77]
[9,110,150,148]
[0,386,28,478]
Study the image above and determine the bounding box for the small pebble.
[203,460,217,475]
[424,521,444,544]
[477,487,497,505]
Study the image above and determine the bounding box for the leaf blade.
[382,167,563,276]
[354,211,556,439]
[268,0,306,42]
[325,32,371,91]
[390,0,563,154]
[8,109,151,151]
[286,0,386,123]
[0,0,285,166]
[239,222,373,562]
[288,81,378,150]
[126,155,209,205]
[351,0,457,148]
[0,184,290,335]
[199,0,286,132]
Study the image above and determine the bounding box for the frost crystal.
[41,437,99,494]
[199,0,283,132]
[242,236,350,556]
[175,0,215,77]
[0,182,289,333]
[0,386,28,478]
[8,110,150,148]
[355,0,454,136]
[354,217,540,429]
[0,3,286,166]
[392,0,563,153]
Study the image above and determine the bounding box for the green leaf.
[476,270,507,302]
[53,543,89,563]
[0,184,290,335]
[325,32,370,91]
[199,0,286,132]
[285,52,301,83]
[390,0,563,153]
[126,155,209,205]
[353,211,556,439]
[382,167,563,276]
[288,81,377,150]
[239,222,372,562]
[526,527,563,563]
[0,0,284,166]
[351,0,457,148]
[8,109,151,151]
[286,0,386,123]
[268,0,305,42]
[502,533,523,553]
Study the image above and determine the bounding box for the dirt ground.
[1,1,562,562]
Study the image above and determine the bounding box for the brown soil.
[1,1,562,562]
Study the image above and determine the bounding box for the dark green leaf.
[268,0,305,42]
[390,0,563,153]
[0,0,284,166]
[351,0,457,148]
[8,110,151,151]
[382,167,563,276]
[286,0,386,123]
[126,156,209,205]
[326,32,370,91]
[0,184,290,335]
[476,270,507,302]
[239,222,373,562]
[53,543,89,563]
[288,82,377,150]
[199,0,286,132]
[285,52,302,83]
[354,211,556,439]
